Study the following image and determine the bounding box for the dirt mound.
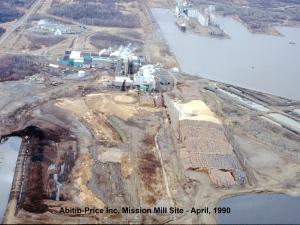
[114,95,136,104]
[120,155,133,178]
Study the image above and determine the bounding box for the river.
[151,8,300,101]
[0,137,22,223]
[217,193,300,224]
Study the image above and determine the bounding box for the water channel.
[217,193,300,224]
[151,8,300,100]
[0,137,21,223]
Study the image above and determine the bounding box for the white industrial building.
[113,64,157,91]
[113,76,133,87]
[187,8,217,27]
[133,64,156,90]
[195,11,209,26]
[176,2,217,27]
[37,19,70,34]
[78,71,86,78]
[69,51,82,60]
[54,29,62,36]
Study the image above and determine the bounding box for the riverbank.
[151,7,300,101]
[217,193,300,224]
[163,72,300,224]
[186,17,230,39]
[0,137,21,223]
[1,0,300,223]
[190,0,300,37]
[2,55,300,224]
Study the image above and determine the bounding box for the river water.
[0,137,22,223]
[151,8,300,100]
[217,193,300,224]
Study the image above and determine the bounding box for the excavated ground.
[1,0,300,224]
[1,69,300,224]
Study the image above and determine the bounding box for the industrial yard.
[174,1,228,38]
[0,0,300,224]
[1,67,300,223]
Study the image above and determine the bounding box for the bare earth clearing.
[0,0,300,224]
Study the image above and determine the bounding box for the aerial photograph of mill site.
[0,0,300,224]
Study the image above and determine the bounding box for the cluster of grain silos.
[187,5,217,27]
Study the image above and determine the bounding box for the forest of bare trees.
[48,1,140,28]
[0,2,23,23]
[0,0,35,23]
[193,0,300,33]
[0,55,45,82]
[0,27,5,37]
